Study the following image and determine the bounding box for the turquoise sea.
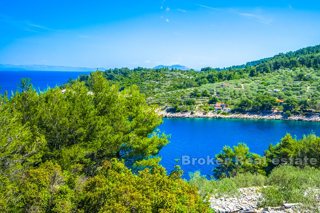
[158,118,320,178]
[1,71,320,178]
[0,71,90,95]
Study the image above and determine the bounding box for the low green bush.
[213,178,239,197]
[189,172,216,199]
[260,186,285,207]
[261,166,320,208]
[231,173,266,188]
[189,171,239,199]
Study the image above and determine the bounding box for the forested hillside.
[76,45,320,116]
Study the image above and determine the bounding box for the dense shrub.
[265,134,320,173]
[214,143,267,179]
[0,73,210,212]
[261,166,320,208]
[189,171,238,199]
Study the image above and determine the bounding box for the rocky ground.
[209,187,304,213]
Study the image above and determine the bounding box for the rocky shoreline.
[159,111,320,122]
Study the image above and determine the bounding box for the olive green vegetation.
[261,166,320,208]
[76,45,320,114]
[190,134,320,209]
[0,73,210,212]
[190,166,320,209]
[189,172,266,199]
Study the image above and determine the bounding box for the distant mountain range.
[0,64,98,72]
[153,64,190,71]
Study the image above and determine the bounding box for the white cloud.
[25,22,55,32]
[237,12,273,25]
[195,4,273,25]
[177,8,187,13]
[0,14,57,33]
[196,4,220,11]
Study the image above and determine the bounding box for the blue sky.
[0,0,320,69]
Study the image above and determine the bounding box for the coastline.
[159,111,320,122]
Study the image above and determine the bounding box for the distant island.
[0,64,191,72]
[154,64,190,71]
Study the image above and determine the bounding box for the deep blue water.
[0,71,90,95]
[158,118,320,179]
[1,71,320,179]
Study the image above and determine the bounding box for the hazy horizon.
[1,0,320,69]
